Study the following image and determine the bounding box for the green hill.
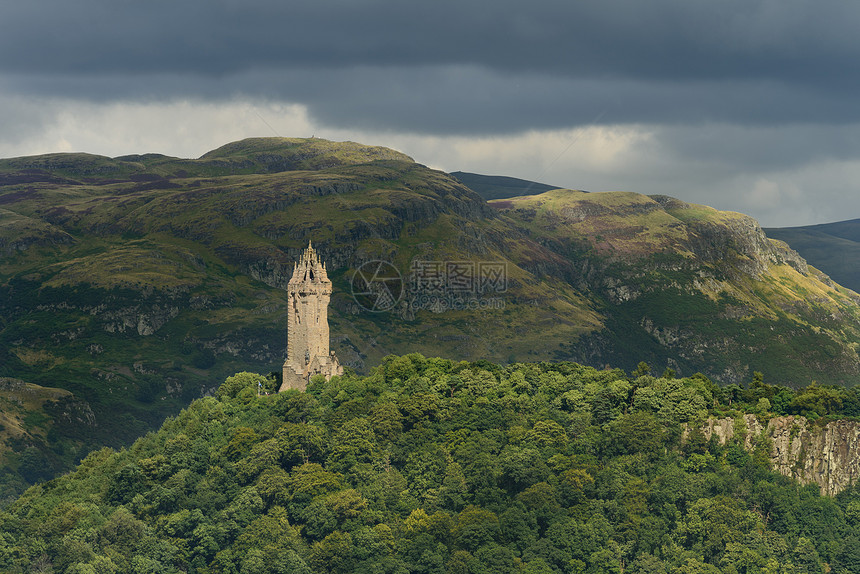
[1,359,859,573]
[491,191,860,385]
[3,137,860,496]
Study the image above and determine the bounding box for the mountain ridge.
[766,219,860,295]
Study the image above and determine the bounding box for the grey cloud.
[2,0,860,137]
[656,123,860,172]
[297,71,860,133]
[4,0,860,228]
[7,66,860,137]
[3,0,860,83]
[0,93,56,146]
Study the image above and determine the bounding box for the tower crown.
[289,241,330,286]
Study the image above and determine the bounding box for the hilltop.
[2,136,860,494]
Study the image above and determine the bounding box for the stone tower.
[280,241,343,392]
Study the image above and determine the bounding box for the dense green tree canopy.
[0,357,859,573]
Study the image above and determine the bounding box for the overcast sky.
[2,0,860,227]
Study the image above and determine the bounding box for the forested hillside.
[3,355,860,573]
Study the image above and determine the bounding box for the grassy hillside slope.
[0,138,600,494]
[3,137,860,496]
[492,191,860,385]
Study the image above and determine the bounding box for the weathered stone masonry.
[279,242,343,392]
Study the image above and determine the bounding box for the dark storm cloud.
[8,66,860,137]
[1,0,854,79]
[3,0,860,133]
[5,0,860,228]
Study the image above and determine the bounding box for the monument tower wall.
[280,242,343,392]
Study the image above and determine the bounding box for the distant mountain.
[450,171,562,200]
[490,191,860,386]
[4,137,860,491]
[765,219,860,293]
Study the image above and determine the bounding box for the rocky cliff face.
[684,215,805,278]
[695,414,860,496]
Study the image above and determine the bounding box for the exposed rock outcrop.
[692,414,860,496]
